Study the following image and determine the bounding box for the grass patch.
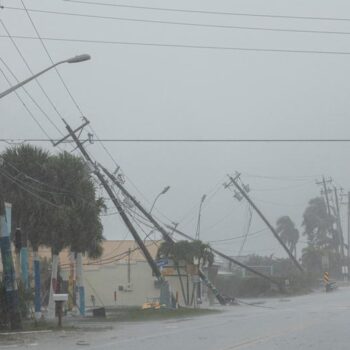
[0,320,77,333]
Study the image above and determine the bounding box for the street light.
[0,54,91,100]
[195,194,206,240]
[150,186,170,213]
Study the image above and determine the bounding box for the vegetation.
[157,240,214,267]
[276,216,299,256]
[0,144,105,327]
[0,144,105,257]
[301,197,342,277]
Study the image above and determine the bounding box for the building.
[1,240,195,308]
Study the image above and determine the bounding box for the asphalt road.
[3,287,350,350]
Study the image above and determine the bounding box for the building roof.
[0,240,161,272]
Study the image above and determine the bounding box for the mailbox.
[53,294,68,327]
[53,294,68,302]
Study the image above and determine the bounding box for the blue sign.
[156,259,169,268]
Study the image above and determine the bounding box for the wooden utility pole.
[334,187,345,259]
[227,174,303,272]
[321,176,332,216]
[56,119,163,281]
[348,192,350,270]
[99,165,227,305]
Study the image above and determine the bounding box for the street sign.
[323,271,330,284]
[156,259,169,268]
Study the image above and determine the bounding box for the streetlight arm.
[0,61,63,100]
[0,54,90,100]
[150,193,162,213]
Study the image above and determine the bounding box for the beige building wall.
[81,261,194,307]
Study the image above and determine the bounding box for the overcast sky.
[2,0,350,258]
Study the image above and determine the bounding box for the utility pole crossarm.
[227,175,303,272]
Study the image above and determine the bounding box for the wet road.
[3,286,350,349]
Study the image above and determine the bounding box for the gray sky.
[1,0,350,258]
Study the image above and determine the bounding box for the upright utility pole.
[56,119,163,281]
[227,174,303,272]
[334,187,345,259]
[316,177,340,255]
[348,192,350,268]
[99,165,227,305]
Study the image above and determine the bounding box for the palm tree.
[276,216,299,257]
[302,197,335,249]
[1,146,105,317]
[46,152,104,315]
[157,240,214,268]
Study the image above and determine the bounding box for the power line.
[0,19,65,137]
[6,6,350,36]
[4,138,350,143]
[63,0,350,23]
[237,204,253,256]
[0,67,55,143]
[0,58,63,143]
[0,168,61,208]
[208,228,268,243]
[19,0,85,116]
[2,35,350,56]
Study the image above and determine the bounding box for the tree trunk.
[47,253,59,319]
[76,252,85,316]
[33,250,41,319]
[68,252,75,311]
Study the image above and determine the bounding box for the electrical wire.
[208,228,268,244]
[3,34,350,56]
[19,0,85,117]
[0,66,55,144]
[7,6,350,37]
[237,204,253,256]
[0,168,61,208]
[3,137,350,143]
[63,0,350,23]
[0,58,64,149]
[2,159,106,209]
[0,19,65,137]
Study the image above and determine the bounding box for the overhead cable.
[2,35,350,56]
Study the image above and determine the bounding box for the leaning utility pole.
[55,119,163,281]
[227,174,303,272]
[99,165,227,305]
[319,176,332,216]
